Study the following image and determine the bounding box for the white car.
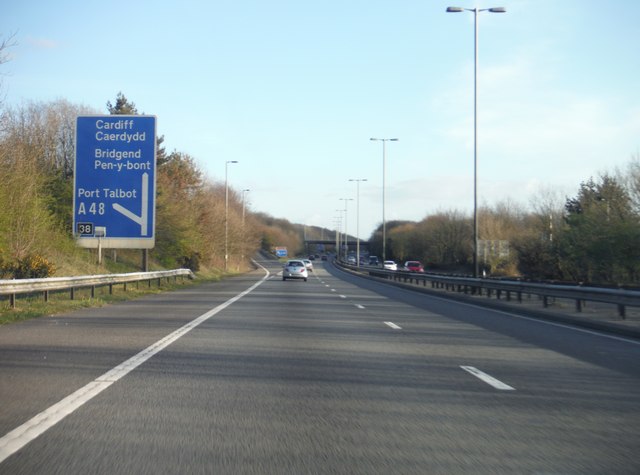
[282,260,308,281]
[383,260,398,271]
[302,259,314,272]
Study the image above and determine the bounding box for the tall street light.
[446,5,505,278]
[370,137,398,263]
[225,160,238,271]
[349,178,367,267]
[334,211,344,258]
[333,217,342,256]
[339,198,354,259]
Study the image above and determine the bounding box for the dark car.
[404,261,424,272]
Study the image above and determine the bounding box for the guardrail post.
[109,283,113,295]
[91,286,95,298]
[543,295,549,308]
[618,304,626,319]
[70,287,75,300]
[10,293,16,309]
[44,290,49,303]
[575,299,582,312]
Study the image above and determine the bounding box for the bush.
[3,254,56,279]
[180,252,201,271]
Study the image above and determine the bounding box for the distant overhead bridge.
[304,239,370,248]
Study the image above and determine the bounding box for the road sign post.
[73,115,156,249]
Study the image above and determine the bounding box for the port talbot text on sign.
[73,115,156,249]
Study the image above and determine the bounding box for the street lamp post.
[349,178,367,266]
[370,137,398,263]
[225,160,238,271]
[446,5,505,278]
[334,212,343,258]
[339,198,354,259]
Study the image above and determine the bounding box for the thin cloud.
[26,37,59,49]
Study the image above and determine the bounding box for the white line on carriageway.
[0,262,271,464]
[384,321,402,330]
[460,366,515,391]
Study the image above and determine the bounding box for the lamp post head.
[447,6,505,13]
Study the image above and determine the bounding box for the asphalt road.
[0,256,639,474]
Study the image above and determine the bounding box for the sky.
[3,1,639,239]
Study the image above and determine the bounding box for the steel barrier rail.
[339,262,640,319]
[0,269,195,308]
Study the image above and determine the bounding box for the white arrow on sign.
[112,173,149,235]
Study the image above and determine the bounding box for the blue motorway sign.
[73,115,156,249]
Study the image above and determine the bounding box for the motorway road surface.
[0,256,639,474]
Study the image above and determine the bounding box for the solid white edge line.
[460,365,515,391]
[0,262,271,464]
[384,321,402,330]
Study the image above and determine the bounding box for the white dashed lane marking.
[384,321,402,330]
[460,366,515,391]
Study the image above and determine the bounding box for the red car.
[404,261,424,273]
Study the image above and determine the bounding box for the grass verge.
[0,270,229,325]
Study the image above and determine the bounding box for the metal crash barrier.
[0,269,195,309]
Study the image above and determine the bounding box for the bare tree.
[616,153,640,214]
[0,32,17,108]
[529,186,565,242]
